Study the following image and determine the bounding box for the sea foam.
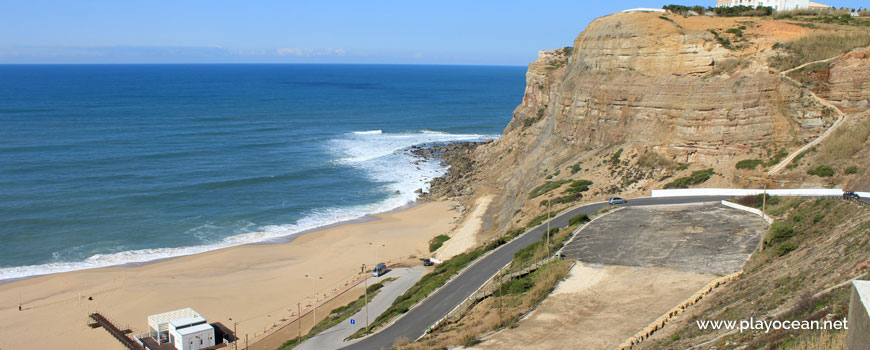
[0,130,497,281]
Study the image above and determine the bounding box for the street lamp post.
[305,274,322,325]
[364,275,370,333]
[369,242,385,266]
[228,317,238,350]
[546,198,552,257]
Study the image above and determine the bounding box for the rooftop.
[148,308,203,330]
[174,323,214,336]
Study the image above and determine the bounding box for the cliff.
[470,13,867,234]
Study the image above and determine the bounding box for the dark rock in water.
[415,188,423,194]
[413,141,484,202]
[395,190,401,195]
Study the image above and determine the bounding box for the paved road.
[297,267,426,350]
[341,196,731,350]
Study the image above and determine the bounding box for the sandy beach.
[0,200,459,350]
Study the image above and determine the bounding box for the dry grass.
[792,330,847,350]
[769,32,870,70]
[813,118,870,164]
[637,150,678,169]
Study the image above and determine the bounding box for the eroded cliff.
[472,12,864,234]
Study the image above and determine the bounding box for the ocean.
[0,64,525,280]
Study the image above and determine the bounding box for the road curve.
[341,196,731,350]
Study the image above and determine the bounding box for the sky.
[0,0,866,65]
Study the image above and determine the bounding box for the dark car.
[844,192,861,200]
[608,197,628,205]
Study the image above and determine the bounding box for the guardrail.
[720,200,773,225]
[651,188,844,198]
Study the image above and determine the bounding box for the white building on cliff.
[715,0,832,11]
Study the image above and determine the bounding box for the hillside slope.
[465,12,870,236]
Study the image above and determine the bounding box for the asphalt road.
[341,196,731,350]
[297,267,425,350]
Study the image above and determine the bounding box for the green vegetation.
[429,235,451,253]
[610,148,624,165]
[712,5,773,17]
[764,149,789,167]
[568,213,590,226]
[663,168,715,189]
[725,27,744,37]
[765,222,801,248]
[528,180,570,199]
[279,281,387,349]
[769,32,870,71]
[735,159,763,170]
[569,163,582,174]
[807,165,835,177]
[845,165,859,174]
[565,179,593,194]
[710,30,735,50]
[350,239,508,339]
[735,194,781,209]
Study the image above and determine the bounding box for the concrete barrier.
[720,201,773,225]
[857,192,870,199]
[847,280,870,350]
[651,188,843,198]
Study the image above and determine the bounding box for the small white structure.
[146,308,215,350]
[169,316,215,350]
[715,0,831,11]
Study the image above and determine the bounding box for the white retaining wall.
[720,200,773,224]
[858,192,870,199]
[651,188,844,198]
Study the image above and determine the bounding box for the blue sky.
[0,0,865,65]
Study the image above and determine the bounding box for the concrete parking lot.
[561,203,765,275]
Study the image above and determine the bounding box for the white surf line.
[768,54,847,175]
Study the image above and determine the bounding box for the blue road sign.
[350,319,355,325]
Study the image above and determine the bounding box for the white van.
[372,263,387,277]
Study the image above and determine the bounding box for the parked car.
[608,197,628,205]
[372,263,387,277]
[844,191,861,200]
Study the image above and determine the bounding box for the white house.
[715,0,831,11]
[169,316,216,350]
[145,308,216,350]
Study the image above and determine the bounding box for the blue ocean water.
[0,64,525,280]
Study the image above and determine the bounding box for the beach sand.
[0,200,458,350]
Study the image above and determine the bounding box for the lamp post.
[546,198,552,257]
[305,274,322,325]
[228,317,238,350]
[369,242,385,266]
[364,275,370,333]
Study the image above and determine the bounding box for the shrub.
[765,149,788,167]
[736,159,763,170]
[664,168,717,189]
[570,163,582,174]
[777,241,798,256]
[637,151,677,169]
[765,222,796,247]
[528,180,571,199]
[611,148,624,165]
[807,165,835,177]
[845,165,859,174]
[565,179,593,194]
[568,213,590,226]
[428,235,450,253]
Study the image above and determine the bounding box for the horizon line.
[0,62,528,67]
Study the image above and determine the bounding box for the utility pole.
[297,303,302,339]
[305,274,322,325]
[498,266,505,327]
[364,276,370,333]
[234,321,238,350]
[245,334,248,350]
[546,199,552,257]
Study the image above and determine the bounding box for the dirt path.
[768,55,847,175]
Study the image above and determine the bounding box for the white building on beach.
[144,308,216,350]
[715,0,832,11]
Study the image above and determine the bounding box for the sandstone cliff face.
[821,48,870,113]
[475,13,841,232]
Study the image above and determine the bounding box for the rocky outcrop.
[475,13,841,233]
[414,142,487,201]
[821,48,870,113]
